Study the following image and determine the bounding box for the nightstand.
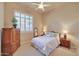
[60,38,70,49]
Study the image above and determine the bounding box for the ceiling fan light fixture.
[33,2,50,12]
[38,4,44,9]
[38,2,45,11]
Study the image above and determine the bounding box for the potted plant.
[12,17,17,28]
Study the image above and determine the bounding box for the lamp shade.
[43,26,47,34]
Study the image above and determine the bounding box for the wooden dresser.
[1,28,20,56]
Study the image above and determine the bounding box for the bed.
[31,32,60,55]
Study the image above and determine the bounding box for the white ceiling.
[19,2,79,14]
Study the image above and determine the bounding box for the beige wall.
[4,3,43,45]
[0,3,4,29]
[0,2,4,53]
[43,3,79,38]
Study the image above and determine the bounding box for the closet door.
[16,29,20,48]
[1,28,12,56]
[11,29,17,54]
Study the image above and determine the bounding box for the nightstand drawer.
[60,39,70,48]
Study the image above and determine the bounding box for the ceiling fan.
[32,2,50,11]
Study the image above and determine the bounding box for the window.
[14,12,33,32]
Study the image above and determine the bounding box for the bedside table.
[60,38,70,49]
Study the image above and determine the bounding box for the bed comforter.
[32,35,60,55]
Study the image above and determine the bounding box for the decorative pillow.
[45,31,59,37]
[45,32,51,37]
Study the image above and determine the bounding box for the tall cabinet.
[1,28,20,56]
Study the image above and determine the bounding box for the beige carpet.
[13,42,79,56]
[13,43,44,56]
[49,46,78,56]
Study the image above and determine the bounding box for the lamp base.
[64,34,67,39]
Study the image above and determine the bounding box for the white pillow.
[45,32,58,37]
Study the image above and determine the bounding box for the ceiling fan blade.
[32,3,39,6]
[43,4,51,7]
[35,6,45,12]
[40,2,43,5]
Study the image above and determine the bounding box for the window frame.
[14,11,33,32]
